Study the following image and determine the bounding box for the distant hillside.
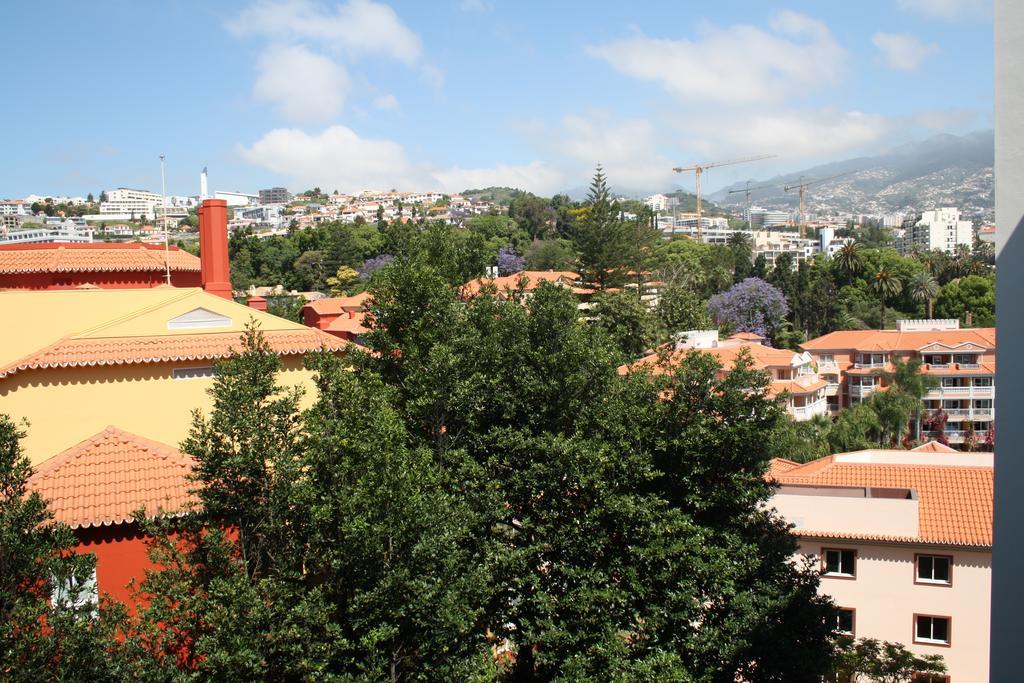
[710,130,994,222]
[461,187,523,205]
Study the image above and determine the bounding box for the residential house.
[801,319,995,446]
[770,446,993,681]
[620,330,829,421]
[0,243,201,289]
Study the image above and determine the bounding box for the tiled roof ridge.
[0,244,202,274]
[0,329,349,379]
[792,529,991,549]
[31,425,193,480]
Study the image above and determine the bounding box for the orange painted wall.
[74,524,155,612]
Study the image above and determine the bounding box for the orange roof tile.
[911,440,960,453]
[770,378,828,396]
[0,243,201,274]
[775,456,993,547]
[0,328,348,379]
[325,311,369,335]
[768,458,802,479]
[801,328,995,353]
[303,291,371,315]
[622,342,802,376]
[27,426,197,529]
[460,271,580,298]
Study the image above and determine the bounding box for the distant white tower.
[200,167,209,200]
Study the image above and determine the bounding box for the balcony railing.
[789,399,829,420]
[848,384,878,397]
[853,362,887,369]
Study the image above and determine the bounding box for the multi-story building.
[645,193,671,212]
[899,207,974,255]
[0,199,33,215]
[746,206,791,229]
[771,446,993,681]
[801,319,995,445]
[621,330,829,421]
[259,186,292,204]
[214,190,258,207]
[99,188,164,219]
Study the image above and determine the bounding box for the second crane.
[672,154,775,241]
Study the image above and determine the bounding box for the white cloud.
[549,113,676,190]
[678,109,891,160]
[585,11,846,105]
[914,107,979,130]
[896,0,990,21]
[872,32,940,71]
[239,125,563,194]
[373,93,399,110]
[230,0,423,64]
[253,44,350,122]
[420,64,445,91]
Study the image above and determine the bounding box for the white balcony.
[849,384,878,398]
[824,383,840,397]
[853,362,887,369]
[789,398,829,421]
[926,385,995,399]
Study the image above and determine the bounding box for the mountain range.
[709,130,994,222]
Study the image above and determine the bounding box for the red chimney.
[247,295,268,311]
[198,199,232,299]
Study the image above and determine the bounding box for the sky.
[0,0,992,199]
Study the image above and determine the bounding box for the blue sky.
[1,0,992,198]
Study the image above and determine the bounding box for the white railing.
[853,362,887,369]
[926,386,994,398]
[789,399,829,420]
[848,384,877,397]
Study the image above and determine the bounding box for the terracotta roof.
[27,426,197,529]
[0,243,201,274]
[0,329,348,379]
[768,458,802,479]
[911,440,960,453]
[303,291,371,315]
[801,328,995,353]
[770,378,828,396]
[460,271,580,298]
[729,332,766,342]
[622,342,803,376]
[775,456,993,547]
[325,311,369,335]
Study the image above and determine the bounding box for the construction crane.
[672,154,775,241]
[784,170,858,239]
[728,181,778,231]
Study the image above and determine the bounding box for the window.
[916,555,952,585]
[914,615,951,646]
[818,353,835,363]
[52,568,98,617]
[974,377,993,387]
[172,366,216,380]
[941,378,959,387]
[836,608,855,635]
[822,548,856,578]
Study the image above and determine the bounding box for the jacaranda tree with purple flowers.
[497,244,526,276]
[707,277,790,341]
[358,254,395,280]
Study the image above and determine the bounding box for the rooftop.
[0,287,348,379]
[27,426,197,529]
[772,449,993,547]
[460,270,580,298]
[0,242,201,274]
[801,327,995,353]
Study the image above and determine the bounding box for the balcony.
[789,398,829,421]
[848,384,878,398]
[922,430,990,444]
[853,362,887,369]
[926,385,995,399]
[824,383,840,397]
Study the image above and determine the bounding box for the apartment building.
[899,207,974,255]
[99,187,163,219]
[621,330,829,421]
[771,447,993,681]
[259,186,292,204]
[0,199,33,215]
[746,206,791,228]
[801,319,995,446]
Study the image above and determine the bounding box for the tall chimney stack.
[198,199,232,299]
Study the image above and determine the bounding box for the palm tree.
[908,271,940,318]
[834,242,863,280]
[871,268,903,328]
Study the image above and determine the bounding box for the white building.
[900,207,974,255]
[746,206,791,229]
[215,191,259,207]
[0,200,33,216]
[99,188,163,219]
[645,193,671,212]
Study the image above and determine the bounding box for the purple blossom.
[707,277,789,338]
[497,244,526,276]
[358,254,395,280]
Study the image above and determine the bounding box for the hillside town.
[0,1,1009,681]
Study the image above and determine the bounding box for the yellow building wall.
[0,357,320,465]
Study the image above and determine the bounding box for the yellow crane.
[672,154,775,241]
[784,170,858,239]
[727,181,779,231]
